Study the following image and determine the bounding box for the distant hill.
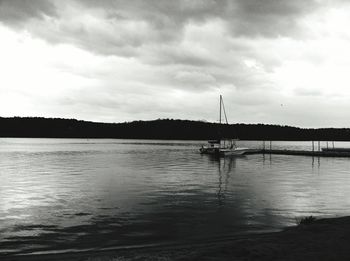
[1,117,350,140]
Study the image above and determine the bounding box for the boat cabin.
[207,140,221,148]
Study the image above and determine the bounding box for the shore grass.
[296,215,317,225]
[6,216,350,261]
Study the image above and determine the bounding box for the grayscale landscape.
[2,1,350,260]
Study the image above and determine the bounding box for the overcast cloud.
[1,0,350,127]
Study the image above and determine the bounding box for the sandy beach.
[5,216,350,261]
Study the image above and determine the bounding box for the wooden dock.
[245,149,350,157]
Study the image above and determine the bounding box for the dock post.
[269,141,272,150]
[327,141,329,149]
[332,141,335,149]
[263,140,265,151]
[312,141,314,152]
[318,141,320,152]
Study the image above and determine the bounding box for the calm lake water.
[1,138,350,256]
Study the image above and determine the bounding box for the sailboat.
[199,95,248,156]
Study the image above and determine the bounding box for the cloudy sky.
[1,0,350,127]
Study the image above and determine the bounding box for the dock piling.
[246,148,350,157]
[245,140,350,158]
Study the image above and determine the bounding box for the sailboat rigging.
[199,95,248,156]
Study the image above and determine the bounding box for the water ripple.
[2,139,350,255]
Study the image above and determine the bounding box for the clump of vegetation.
[296,216,316,225]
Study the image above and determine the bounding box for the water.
[1,138,350,256]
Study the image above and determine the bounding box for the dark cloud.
[228,0,320,37]
[0,0,319,89]
[79,0,226,25]
[0,0,324,53]
[2,0,350,126]
[0,0,334,71]
[0,0,57,25]
[77,0,318,37]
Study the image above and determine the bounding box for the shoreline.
[6,215,350,261]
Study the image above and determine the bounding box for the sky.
[1,0,350,127]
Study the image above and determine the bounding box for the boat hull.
[219,148,247,156]
[200,147,248,156]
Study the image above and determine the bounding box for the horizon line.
[1,116,349,130]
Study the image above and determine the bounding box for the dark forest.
[1,117,350,140]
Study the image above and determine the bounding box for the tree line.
[1,117,350,140]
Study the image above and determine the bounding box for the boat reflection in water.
[210,155,238,205]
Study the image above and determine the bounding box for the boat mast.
[219,95,222,125]
[221,97,228,124]
[219,95,230,146]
